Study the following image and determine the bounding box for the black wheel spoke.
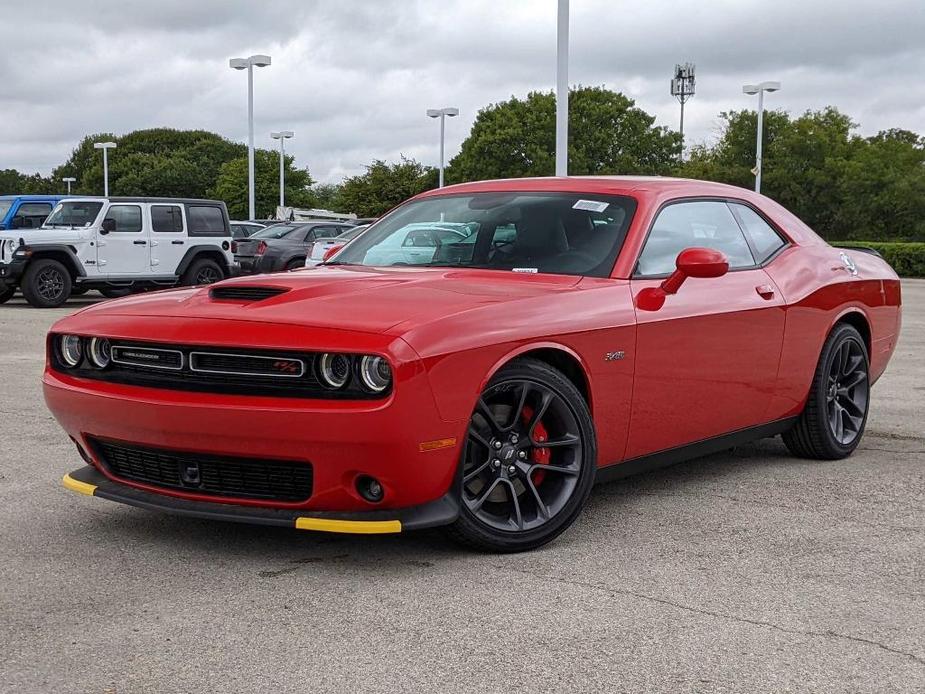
[465,477,501,513]
[536,433,580,449]
[530,462,580,477]
[476,398,502,435]
[504,480,524,530]
[526,476,550,520]
[468,425,491,450]
[840,370,867,391]
[503,383,531,432]
[526,388,553,440]
[463,460,490,483]
[841,395,864,418]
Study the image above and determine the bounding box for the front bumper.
[0,258,27,288]
[63,466,458,533]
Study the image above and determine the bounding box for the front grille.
[53,340,388,400]
[210,285,288,302]
[90,437,313,502]
[189,352,305,378]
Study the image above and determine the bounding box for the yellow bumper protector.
[62,473,97,497]
[295,517,401,534]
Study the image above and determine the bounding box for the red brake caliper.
[522,406,550,486]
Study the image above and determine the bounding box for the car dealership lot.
[1,285,922,693]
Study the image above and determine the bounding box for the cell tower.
[671,63,696,159]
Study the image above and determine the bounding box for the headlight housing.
[88,337,112,369]
[318,353,351,389]
[359,355,392,393]
[58,334,83,368]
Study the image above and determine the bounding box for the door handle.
[133,240,147,245]
[172,240,185,245]
[756,284,775,300]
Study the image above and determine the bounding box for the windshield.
[0,201,12,219]
[45,201,104,228]
[252,224,302,239]
[332,192,637,277]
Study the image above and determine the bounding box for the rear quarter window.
[187,205,228,237]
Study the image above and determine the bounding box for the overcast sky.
[1,0,923,184]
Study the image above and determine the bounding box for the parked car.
[230,221,266,239]
[304,224,368,267]
[0,195,69,230]
[0,197,236,307]
[234,221,352,274]
[48,177,900,552]
[361,222,475,266]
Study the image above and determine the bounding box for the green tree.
[209,149,315,219]
[309,183,343,211]
[447,86,680,182]
[333,157,437,217]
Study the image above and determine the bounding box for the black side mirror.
[100,218,116,234]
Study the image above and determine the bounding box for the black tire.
[181,258,224,286]
[783,323,870,460]
[0,286,14,304]
[99,287,133,299]
[285,258,304,271]
[21,258,72,308]
[446,358,597,553]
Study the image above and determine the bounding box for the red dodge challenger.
[47,177,902,552]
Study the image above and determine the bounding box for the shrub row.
[832,242,925,278]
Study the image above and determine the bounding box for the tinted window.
[730,204,787,263]
[104,205,142,233]
[15,203,52,228]
[187,205,226,235]
[252,224,301,239]
[151,205,183,233]
[45,201,104,228]
[637,201,755,276]
[333,193,637,277]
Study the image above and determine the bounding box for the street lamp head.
[271,131,294,140]
[426,109,441,118]
[93,142,117,149]
[760,81,782,92]
[229,58,248,70]
[743,84,760,95]
[743,81,782,95]
[427,107,460,118]
[445,107,460,117]
[248,54,271,68]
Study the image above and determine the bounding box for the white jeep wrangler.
[0,197,237,308]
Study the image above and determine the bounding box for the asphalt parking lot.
[1,284,922,694]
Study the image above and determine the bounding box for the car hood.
[76,265,582,334]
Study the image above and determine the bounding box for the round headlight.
[59,334,83,368]
[319,353,351,389]
[359,355,392,393]
[88,337,112,368]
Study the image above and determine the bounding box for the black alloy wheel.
[182,258,225,287]
[784,323,870,459]
[447,358,596,552]
[21,258,72,308]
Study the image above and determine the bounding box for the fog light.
[59,335,83,367]
[356,475,384,503]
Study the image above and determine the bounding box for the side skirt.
[595,417,797,484]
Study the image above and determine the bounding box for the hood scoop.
[209,285,290,302]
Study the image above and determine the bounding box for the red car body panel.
[44,177,902,521]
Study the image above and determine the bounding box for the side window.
[103,205,143,233]
[151,205,183,233]
[637,201,756,276]
[15,203,52,228]
[187,205,226,236]
[730,204,787,264]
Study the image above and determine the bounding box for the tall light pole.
[555,0,569,177]
[743,81,781,193]
[426,108,459,188]
[93,142,117,197]
[62,177,76,194]
[671,63,696,160]
[270,130,294,208]
[230,54,272,219]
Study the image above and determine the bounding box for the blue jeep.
[0,195,68,230]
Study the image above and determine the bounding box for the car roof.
[0,194,68,201]
[61,196,226,206]
[417,176,755,199]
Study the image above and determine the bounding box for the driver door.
[625,200,785,459]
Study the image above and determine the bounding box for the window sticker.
[512,267,538,274]
[572,199,609,213]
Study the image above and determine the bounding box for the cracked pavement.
[0,282,922,693]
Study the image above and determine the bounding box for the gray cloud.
[1,0,923,185]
